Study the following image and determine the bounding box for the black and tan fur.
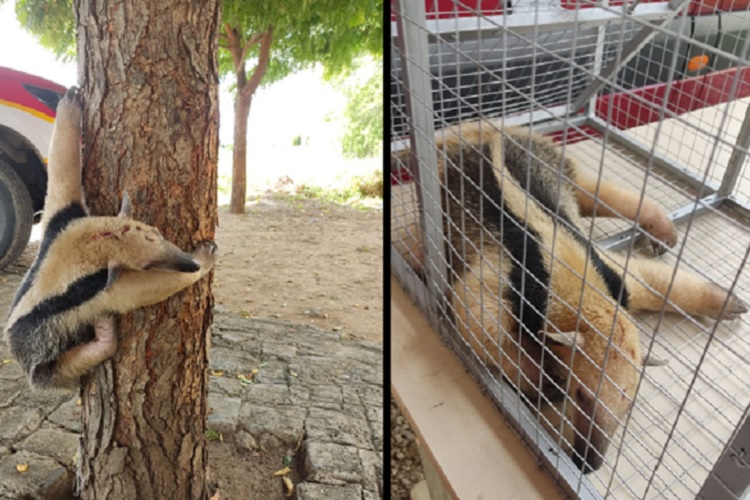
[4,87,218,389]
[392,121,748,472]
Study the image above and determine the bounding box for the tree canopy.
[220,0,382,84]
[12,0,383,85]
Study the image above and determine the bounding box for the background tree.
[73,1,220,498]
[332,57,383,159]
[219,0,383,213]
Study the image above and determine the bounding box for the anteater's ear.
[642,352,669,367]
[105,260,123,290]
[544,330,584,349]
[118,192,132,219]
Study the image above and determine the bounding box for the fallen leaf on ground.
[283,476,294,496]
[272,466,291,477]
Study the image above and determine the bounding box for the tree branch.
[239,32,263,63]
[223,24,245,77]
[240,26,274,102]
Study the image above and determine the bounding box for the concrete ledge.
[391,277,563,500]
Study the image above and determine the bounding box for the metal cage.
[390,0,750,498]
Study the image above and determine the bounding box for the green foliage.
[220,0,383,88]
[15,0,76,60]
[334,58,383,159]
[13,0,383,84]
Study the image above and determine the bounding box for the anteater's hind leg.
[571,170,678,255]
[43,87,85,228]
[604,253,749,320]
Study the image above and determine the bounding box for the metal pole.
[393,0,449,317]
[697,410,750,500]
[718,100,750,198]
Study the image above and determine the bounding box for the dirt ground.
[213,196,383,343]
[207,440,306,500]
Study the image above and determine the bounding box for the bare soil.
[207,441,306,500]
[213,196,383,343]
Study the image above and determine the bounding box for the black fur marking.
[10,203,87,309]
[502,136,630,309]
[502,133,579,222]
[443,141,549,340]
[9,269,109,345]
[30,360,57,387]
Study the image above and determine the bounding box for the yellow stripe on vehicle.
[0,99,55,123]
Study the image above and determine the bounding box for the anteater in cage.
[391,121,748,473]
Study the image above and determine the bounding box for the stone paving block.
[239,404,306,444]
[308,385,343,411]
[341,386,361,406]
[364,405,383,451]
[336,345,381,368]
[357,386,382,409]
[305,408,371,449]
[253,361,289,384]
[0,407,43,446]
[207,395,241,435]
[289,386,310,405]
[208,375,242,397]
[295,482,363,500]
[212,330,261,354]
[0,381,22,408]
[303,442,362,485]
[246,384,292,406]
[0,361,25,381]
[261,340,298,361]
[362,489,380,500]
[358,449,382,495]
[20,389,75,416]
[208,346,258,374]
[0,450,73,499]
[46,398,81,433]
[15,428,79,466]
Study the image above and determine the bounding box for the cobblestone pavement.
[0,275,383,500]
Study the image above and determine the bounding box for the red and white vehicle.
[0,67,65,270]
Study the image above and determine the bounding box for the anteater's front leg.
[572,170,677,255]
[52,316,117,388]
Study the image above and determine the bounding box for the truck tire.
[0,159,33,270]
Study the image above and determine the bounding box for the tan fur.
[392,120,747,471]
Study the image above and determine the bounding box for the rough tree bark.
[224,25,273,214]
[74,1,220,498]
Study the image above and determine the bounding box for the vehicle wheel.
[0,159,33,270]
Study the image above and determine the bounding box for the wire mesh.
[391,0,750,498]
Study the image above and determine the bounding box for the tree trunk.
[230,92,251,214]
[227,27,273,214]
[74,1,220,498]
